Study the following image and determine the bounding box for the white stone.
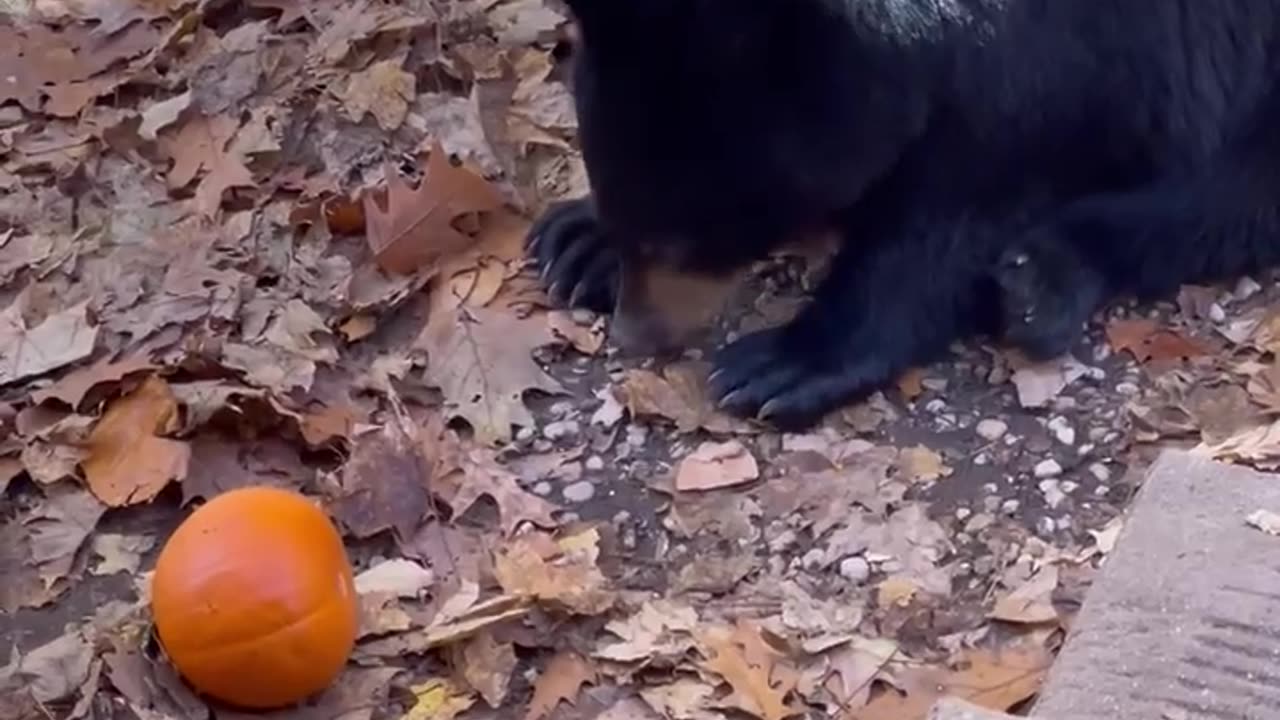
[839,557,871,584]
[562,480,596,503]
[976,419,1008,441]
[1034,459,1063,478]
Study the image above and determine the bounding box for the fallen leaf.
[81,375,191,507]
[30,353,155,409]
[1010,354,1090,408]
[1106,318,1209,364]
[1194,420,1280,470]
[699,624,800,720]
[354,558,435,598]
[492,527,614,615]
[990,565,1060,624]
[895,368,926,400]
[419,304,565,444]
[343,58,416,130]
[547,310,606,355]
[456,631,517,708]
[895,445,951,483]
[403,677,477,720]
[0,300,99,386]
[26,482,107,587]
[90,533,155,576]
[675,440,759,491]
[365,144,505,275]
[859,644,1051,719]
[331,421,431,540]
[19,629,94,704]
[437,444,561,535]
[594,600,700,664]
[525,650,597,720]
[618,363,755,434]
[159,113,255,216]
[1246,509,1280,535]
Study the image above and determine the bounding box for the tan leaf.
[159,113,255,217]
[0,300,98,386]
[492,527,614,615]
[699,624,800,720]
[895,445,951,483]
[1009,354,1089,409]
[364,144,505,275]
[989,565,1060,624]
[418,304,564,444]
[1194,420,1280,470]
[895,368,926,400]
[25,483,106,588]
[618,363,755,434]
[402,677,477,720]
[438,446,560,534]
[674,441,760,491]
[456,631,517,708]
[343,58,416,130]
[525,650,597,720]
[81,375,191,507]
[90,533,155,576]
[1105,318,1209,364]
[30,353,154,409]
[546,310,606,355]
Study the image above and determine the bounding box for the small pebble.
[1047,417,1076,446]
[974,452,990,466]
[1034,459,1063,478]
[922,377,948,392]
[543,420,580,441]
[976,418,1009,441]
[549,401,575,418]
[516,427,536,442]
[955,507,972,521]
[533,481,553,496]
[1089,462,1111,482]
[1061,480,1079,494]
[1208,303,1227,323]
[1094,484,1111,497]
[585,455,605,471]
[769,529,799,554]
[1039,480,1067,509]
[965,513,995,533]
[1116,382,1140,396]
[926,398,947,413]
[626,426,648,446]
[1000,498,1021,515]
[801,548,827,571]
[1036,516,1057,536]
[563,481,595,503]
[838,557,871,584]
[1056,514,1075,532]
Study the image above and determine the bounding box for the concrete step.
[931,449,1280,720]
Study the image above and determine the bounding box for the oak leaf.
[30,353,154,409]
[674,440,759,491]
[437,445,560,534]
[159,113,255,217]
[1105,318,1209,364]
[699,624,800,720]
[491,527,613,614]
[525,651,597,720]
[344,58,416,130]
[418,304,564,444]
[364,144,505,275]
[81,375,191,506]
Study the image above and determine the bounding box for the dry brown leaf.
[1105,318,1209,364]
[989,565,1061,624]
[525,650,597,720]
[25,483,106,588]
[895,445,951,483]
[343,58,416,131]
[0,300,98,386]
[90,533,155,577]
[492,527,614,615]
[455,631,517,709]
[1009,354,1089,409]
[81,375,191,507]
[700,624,800,720]
[331,421,430,540]
[1194,420,1280,470]
[402,677,478,720]
[618,363,755,434]
[418,304,564,444]
[594,600,700,664]
[858,644,1050,719]
[438,445,561,534]
[159,113,255,217]
[674,440,760,491]
[547,310,606,355]
[365,144,505,275]
[895,368,926,400]
[299,403,363,446]
[30,353,155,409]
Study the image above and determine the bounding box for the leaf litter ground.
[2,2,1280,719]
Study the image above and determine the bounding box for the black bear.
[528,0,1280,430]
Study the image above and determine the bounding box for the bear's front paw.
[526,199,619,313]
[995,236,1099,361]
[706,326,889,431]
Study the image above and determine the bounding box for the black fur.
[529,0,1280,430]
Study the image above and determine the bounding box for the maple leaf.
[81,375,191,507]
[0,300,99,386]
[417,304,564,444]
[159,113,255,217]
[364,144,505,275]
[524,651,596,720]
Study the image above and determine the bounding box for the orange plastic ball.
[150,486,359,709]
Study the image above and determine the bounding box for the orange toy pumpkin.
[150,486,359,709]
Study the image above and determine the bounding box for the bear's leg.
[709,215,1006,430]
[526,198,619,313]
[994,232,1107,361]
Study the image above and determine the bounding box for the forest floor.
[3,2,1280,719]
